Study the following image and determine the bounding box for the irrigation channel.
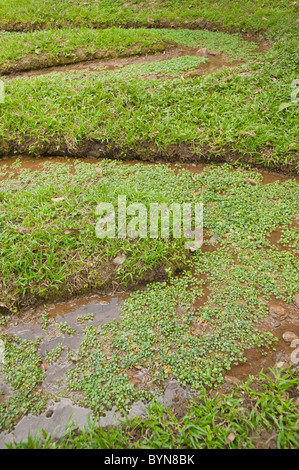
[0,155,298,447]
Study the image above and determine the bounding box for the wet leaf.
[226,431,236,444]
[112,254,126,265]
[243,178,259,185]
[51,197,65,202]
[17,227,30,234]
[62,229,81,235]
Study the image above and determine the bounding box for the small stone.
[294,294,299,309]
[282,331,299,343]
[197,47,208,55]
[209,233,220,244]
[0,303,9,315]
[269,305,286,318]
[0,339,5,364]
[243,178,259,186]
[112,254,126,266]
[225,375,240,384]
[46,409,54,418]
[276,361,286,368]
[208,50,221,56]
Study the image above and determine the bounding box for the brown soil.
[2,155,296,184]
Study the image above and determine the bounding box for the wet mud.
[0,291,197,447]
[1,155,298,183]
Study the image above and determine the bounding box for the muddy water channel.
[0,156,298,447]
[0,292,195,447]
[5,46,238,80]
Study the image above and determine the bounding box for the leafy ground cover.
[0,160,298,310]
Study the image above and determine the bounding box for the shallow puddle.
[228,300,299,381]
[1,293,127,396]
[1,287,298,447]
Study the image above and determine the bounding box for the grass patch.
[104,55,209,79]
[0,45,297,170]
[0,27,172,74]
[0,27,261,73]
[0,0,297,34]
[0,3,297,170]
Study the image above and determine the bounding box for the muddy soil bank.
[0,141,297,175]
[0,41,173,76]
[0,18,268,37]
[1,155,298,183]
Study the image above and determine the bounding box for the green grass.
[0,0,297,35]
[0,27,171,73]
[0,45,297,169]
[0,2,297,170]
[103,55,209,79]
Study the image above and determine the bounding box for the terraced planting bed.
[0,0,298,450]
